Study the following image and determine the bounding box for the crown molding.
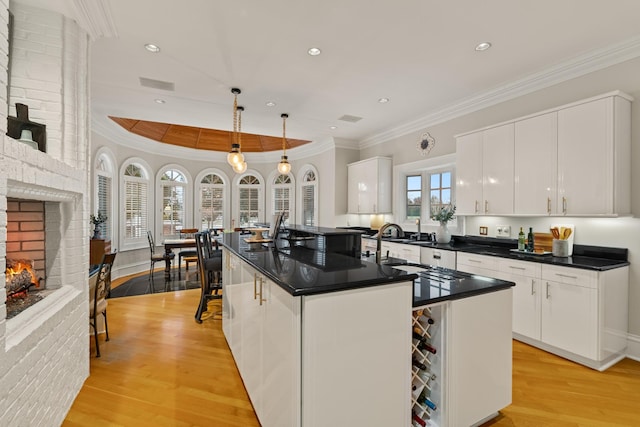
[70,0,117,39]
[360,35,640,149]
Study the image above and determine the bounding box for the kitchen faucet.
[376,223,405,264]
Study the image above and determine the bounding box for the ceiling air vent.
[338,114,363,123]
[139,77,175,91]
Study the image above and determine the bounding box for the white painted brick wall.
[0,3,91,426]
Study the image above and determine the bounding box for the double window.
[199,173,226,229]
[160,169,187,238]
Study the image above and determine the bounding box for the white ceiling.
[18,0,640,149]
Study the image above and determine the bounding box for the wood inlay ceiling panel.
[110,116,311,153]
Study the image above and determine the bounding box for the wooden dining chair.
[194,232,222,323]
[178,228,199,280]
[89,251,117,357]
[147,230,175,290]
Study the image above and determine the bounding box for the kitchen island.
[219,231,514,427]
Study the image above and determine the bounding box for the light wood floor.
[64,273,640,426]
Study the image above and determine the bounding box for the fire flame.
[5,260,39,287]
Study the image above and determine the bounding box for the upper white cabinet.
[348,157,392,214]
[456,123,514,215]
[459,91,632,216]
[557,95,631,215]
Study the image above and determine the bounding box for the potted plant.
[90,212,107,240]
[430,204,456,244]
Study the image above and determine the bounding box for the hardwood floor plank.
[64,281,640,426]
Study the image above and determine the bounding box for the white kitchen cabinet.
[557,94,631,215]
[514,112,558,215]
[456,123,514,215]
[497,258,542,340]
[347,157,392,214]
[420,246,456,269]
[456,252,500,278]
[380,241,420,263]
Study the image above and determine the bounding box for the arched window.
[299,166,318,226]
[120,159,152,250]
[270,172,295,226]
[232,172,265,228]
[198,172,227,230]
[93,149,115,241]
[158,168,189,239]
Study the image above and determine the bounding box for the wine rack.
[411,305,443,427]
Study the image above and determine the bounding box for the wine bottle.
[423,397,437,411]
[412,332,426,344]
[412,412,426,427]
[527,227,534,252]
[418,314,435,325]
[417,341,437,354]
[412,358,427,371]
[518,227,525,251]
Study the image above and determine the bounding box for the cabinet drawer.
[397,245,420,263]
[541,265,597,288]
[498,258,541,278]
[457,253,499,271]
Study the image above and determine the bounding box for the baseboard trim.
[626,333,640,362]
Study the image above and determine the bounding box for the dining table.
[163,238,196,281]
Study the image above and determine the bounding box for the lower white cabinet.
[222,249,413,426]
[420,247,456,269]
[380,241,420,263]
[456,252,629,370]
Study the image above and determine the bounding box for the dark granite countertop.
[410,266,514,307]
[364,234,629,271]
[286,224,366,236]
[220,233,416,296]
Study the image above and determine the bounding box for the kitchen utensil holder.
[552,239,569,257]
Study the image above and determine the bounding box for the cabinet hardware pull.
[474,200,479,213]
[531,279,535,295]
[433,254,441,260]
[509,266,525,270]
[259,277,266,305]
[546,282,550,299]
[469,259,481,263]
[562,197,567,214]
[253,273,258,300]
[547,197,551,214]
[555,273,578,279]
[484,200,489,213]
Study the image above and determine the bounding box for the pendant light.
[232,105,247,173]
[227,88,245,168]
[277,113,291,174]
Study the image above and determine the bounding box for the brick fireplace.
[0,2,94,426]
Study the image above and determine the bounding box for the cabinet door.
[502,271,540,340]
[541,280,597,359]
[223,252,245,358]
[347,163,361,213]
[261,280,302,427]
[482,123,514,215]
[420,247,456,269]
[456,132,483,215]
[240,265,264,413]
[557,98,613,215]
[514,112,558,214]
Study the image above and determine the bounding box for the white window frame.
[232,170,265,228]
[297,164,318,227]
[266,169,295,226]
[194,168,230,231]
[393,153,459,230]
[156,164,192,240]
[93,147,116,244]
[119,157,153,251]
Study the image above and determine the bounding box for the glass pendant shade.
[277,155,291,174]
[233,161,247,174]
[227,144,244,166]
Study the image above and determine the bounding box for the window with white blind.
[122,162,150,249]
[272,173,294,225]
[199,173,225,230]
[159,169,187,238]
[238,175,261,227]
[300,167,318,226]
[94,152,114,241]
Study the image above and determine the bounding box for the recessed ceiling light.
[329,126,337,130]
[378,97,390,103]
[475,42,492,51]
[154,98,165,104]
[145,43,160,53]
[265,101,276,107]
[307,47,322,56]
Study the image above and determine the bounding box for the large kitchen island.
[219,230,515,427]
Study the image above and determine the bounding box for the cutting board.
[534,232,553,252]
